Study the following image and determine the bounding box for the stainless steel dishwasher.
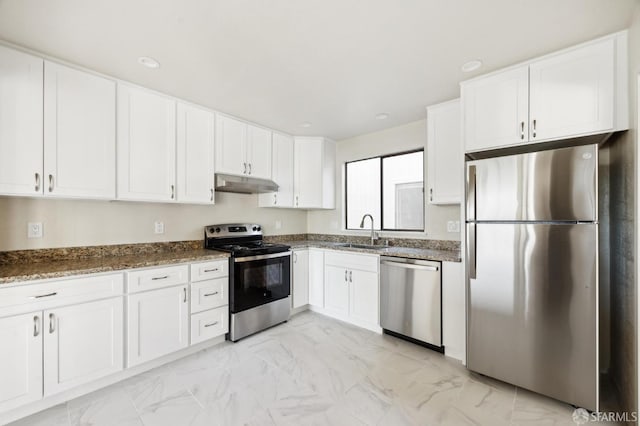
[380,256,443,351]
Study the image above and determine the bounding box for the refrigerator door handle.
[467,165,476,221]
[467,223,476,279]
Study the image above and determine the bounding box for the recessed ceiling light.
[299,122,311,128]
[138,56,160,69]
[375,113,389,120]
[461,60,482,73]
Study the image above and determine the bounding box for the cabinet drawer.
[191,306,228,345]
[191,278,228,313]
[0,274,124,317]
[324,251,379,273]
[127,265,188,293]
[190,260,228,282]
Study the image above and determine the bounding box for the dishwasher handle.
[381,260,439,272]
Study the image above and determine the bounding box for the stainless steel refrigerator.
[465,144,598,410]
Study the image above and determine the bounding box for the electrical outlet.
[447,220,460,233]
[275,220,282,230]
[28,222,43,238]
[154,221,165,234]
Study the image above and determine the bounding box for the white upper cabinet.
[117,84,177,202]
[176,102,215,204]
[44,62,116,199]
[462,32,628,153]
[259,132,294,207]
[215,115,272,179]
[215,115,246,176]
[294,137,335,209]
[529,38,614,142]
[0,46,43,196]
[427,99,462,204]
[246,124,272,179]
[462,66,529,152]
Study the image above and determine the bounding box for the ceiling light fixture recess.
[138,56,160,69]
[461,60,482,73]
[375,113,389,120]
[299,122,312,128]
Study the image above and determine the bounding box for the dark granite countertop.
[0,248,229,285]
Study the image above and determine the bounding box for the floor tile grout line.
[187,388,205,410]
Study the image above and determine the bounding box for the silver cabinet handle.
[29,292,57,299]
[49,313,55,334]
[273,193,277,205]
[210,188,214,202]
[33,315,40,337]
[344,269,348,282]
[248,163,252,175]
[48,174,54,192]
[243,162,247,174]
[295,195,299,207]
[349,271,353,282]
[204,321,219,328]
[293,252,297,263]
[183,287,187,303]
[204,268,219,273]
[520,121,525,140]
[532,119,537,138]
[35,173,40,192]
[204,291,219,297]
[152,275,169,281]
[429,188,433,202]
[171,185,175,199]
[381,260,440,272]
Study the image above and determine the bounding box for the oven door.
[231,251,291,313]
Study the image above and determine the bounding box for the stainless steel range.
[204,224,291,341]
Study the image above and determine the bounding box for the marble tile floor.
[9,311,615,426]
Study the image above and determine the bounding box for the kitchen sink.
[334,243,390,250]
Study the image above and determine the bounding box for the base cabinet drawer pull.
[204,321,219,328]
[33,316,39,337]
[204,291,219,297]
[203,268,219,273]
[30,292,58,299]
[152,275,169,281]
[49,313,55,334]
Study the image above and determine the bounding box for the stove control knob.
[256,226,261,231]
[215,227,221,233]
[208,227,216,234]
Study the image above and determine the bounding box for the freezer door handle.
[467,165,476,221]
[467,223,476,279]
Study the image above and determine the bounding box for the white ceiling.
[0,0,636,140]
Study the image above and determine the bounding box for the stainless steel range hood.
[215,173,279,194]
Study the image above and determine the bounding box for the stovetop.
[203,223,290,258]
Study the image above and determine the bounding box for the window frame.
[344,148,425,232]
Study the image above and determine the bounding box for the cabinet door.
[308,249,325,308]
[0,46,43,196]
[215,115,246,176]
[349,269,379,326]
[462,66,529,152]
[176,102,215,204]
[259,132,294,207]
[292,249,309,308]
[294,138,323,208]
[427,99,462,204]
[246,124,272,180]
[127,285,189,367]
[529,39,614,142]
[117,84,176,202]
[44,62,116,199]
[324,265,349,317]
[0,312,42,412]
[43,297,123,396]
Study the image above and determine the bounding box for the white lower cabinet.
[44,297,123,396]
[292,249,309,308]
[127,285,189,367]
[348,269,379,325]
[324,265,350,317]
[0,312,43,412]
[308,249,325,308]
[190,306,228,345]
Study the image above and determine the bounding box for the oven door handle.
[234,251,292,263]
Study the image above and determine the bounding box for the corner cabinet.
[117,84,177,202]
[258,132,294,208]
[427,99,462,204]
[215,115,272,180]
[293,137,336,209]
[462,31,628,153]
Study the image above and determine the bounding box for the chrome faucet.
[359,214,378,245]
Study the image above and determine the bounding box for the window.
[345,150,424,231]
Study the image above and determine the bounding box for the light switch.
[154,221,165,234]
[28,222,43,238]
[447,221,460,233]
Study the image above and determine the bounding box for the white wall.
[308,119,461,241]
[0,193,307,251]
